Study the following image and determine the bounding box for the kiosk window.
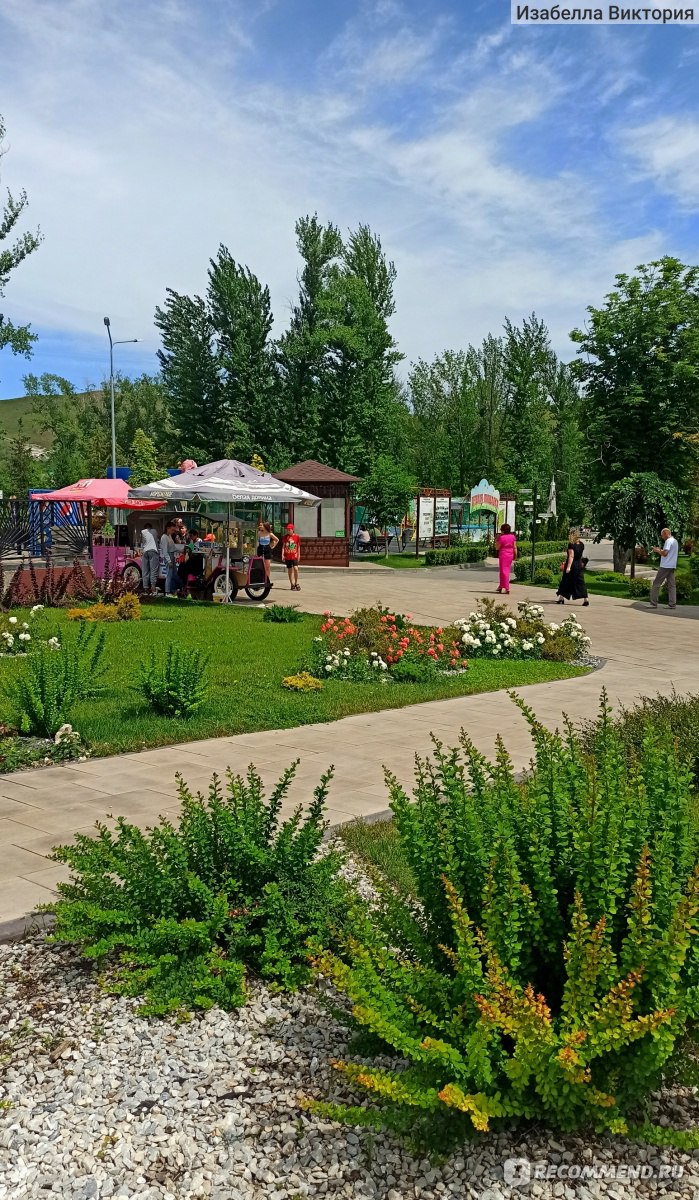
[320,497,345,537]
[292,505,319,538]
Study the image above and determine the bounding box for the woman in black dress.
[557,532,589,606]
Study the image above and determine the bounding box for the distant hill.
[0,395,51,448]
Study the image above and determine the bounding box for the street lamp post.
[103,317,138,480]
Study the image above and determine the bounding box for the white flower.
[18,632,30,642]
[54,724,75,744]
[313,637,322,643]
[522,641,533,651]
[3,634,14,646]
[548,622,559,632]
[380,662,387,671]
[324,665,332,672]
[48,637,60,649]
[536,634,544,644]
[22,622,29,630]
[343,649,350,657]
[8,617,17,625]
[30,604,44,613]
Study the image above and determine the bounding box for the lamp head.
[103,317,110,327]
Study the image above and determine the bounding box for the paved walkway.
[1,548,697,934]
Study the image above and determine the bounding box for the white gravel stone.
[0,937,698,1199]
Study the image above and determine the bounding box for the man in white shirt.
[140,523,159,595]
[649,527,679,610]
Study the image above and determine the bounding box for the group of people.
[138,517,303,596]
[255,519,302,590]
[495,523,681,611]
[140,519,209,596]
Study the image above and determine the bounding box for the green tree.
[0,115,42,378]
[356,455,415,555]
[207,245,276,460]
[128,428,160,488]
[594,472,688,575]
[316,234,403,474]
[26,374,92,486]
[503,314,556,497]
[572,257,699,492]
[276,215,344,465]
[155,290,226,463]
[408,351,480,492]
[0,418,46,496]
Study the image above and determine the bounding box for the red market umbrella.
[32,479,164,510]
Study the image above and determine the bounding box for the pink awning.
[32,478,164,510]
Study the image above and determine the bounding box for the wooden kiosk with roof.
[272,460,359,567]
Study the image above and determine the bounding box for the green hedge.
[516,540,570,557]
[513,554,563,581]
[425,545,488,566]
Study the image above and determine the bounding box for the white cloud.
[0,0,694,396]
[621,117,699,211]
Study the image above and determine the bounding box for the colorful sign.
[418,496,434,539]
[469,479,500,515]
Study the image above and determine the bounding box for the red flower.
[437,644,444,652]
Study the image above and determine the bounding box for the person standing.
[140,523,159,595]
[282,523,301,591]
[256,519,279,585]
[557,531,589,606]
[649,527,679,610]
[495,523,517,594]
[159,521,178,596]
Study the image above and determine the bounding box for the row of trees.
[1,110,698,556]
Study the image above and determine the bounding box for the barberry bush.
[47,763,345,1016]
[311,693,699,1145]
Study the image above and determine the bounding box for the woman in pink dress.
[495,524,517,594]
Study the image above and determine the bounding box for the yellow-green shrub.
[311,694,699,1146]
[282,672,323,692]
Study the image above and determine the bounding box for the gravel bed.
[1,938,698,1200]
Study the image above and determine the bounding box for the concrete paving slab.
[0,553,697,933]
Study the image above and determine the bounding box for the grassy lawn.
[339,819,416,894]
[0,604,587,756]
[353,553,428,568]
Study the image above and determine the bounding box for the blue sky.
[1,0,698,399]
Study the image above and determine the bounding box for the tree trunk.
[630,545,636,579]
[613,542,631,574]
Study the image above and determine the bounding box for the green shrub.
[689,550,699,584]
[8,624,106,737]
[424,546,488,566]
[263,605,303,624]
[312,694,699,1144]
[48,763,344,1015]
[627,576,651,598]
[389,654,439,684]
[533,567,555,585]
[580,691,699,787]
[675,572,695,602]
[515,540,569,557]
[513,554,562,582]
[594,571,627,582]
[137,645,209,718]
[541,630,579,661]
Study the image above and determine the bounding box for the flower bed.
[313,606,466,682]
[457,600,590,662]
[0,605,56,656]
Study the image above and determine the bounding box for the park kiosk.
[272,460,359,568]
[130,458,320,600]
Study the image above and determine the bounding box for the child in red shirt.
[282,524,301,591]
